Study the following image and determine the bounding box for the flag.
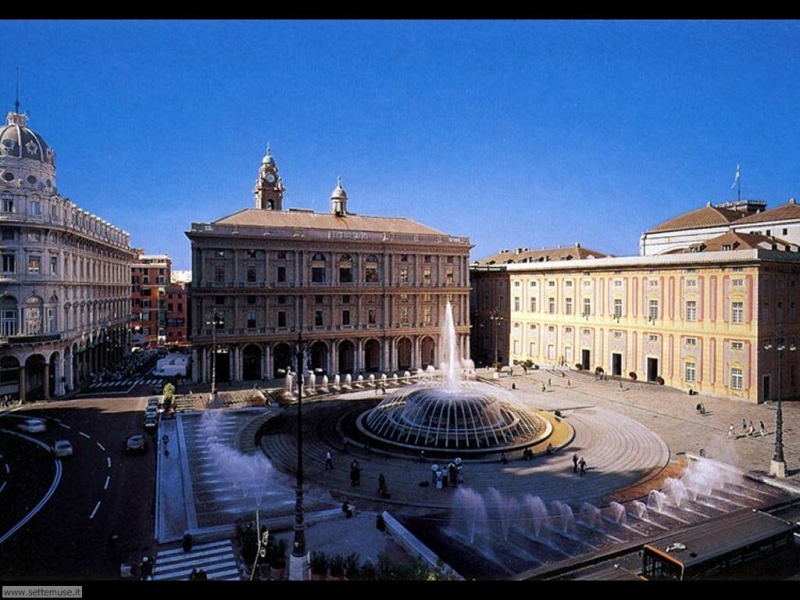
[731,164,740,189]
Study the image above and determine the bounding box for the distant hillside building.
[0,107,134,401]
[185,149,472,385]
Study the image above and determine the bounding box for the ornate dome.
[0,111,54,166]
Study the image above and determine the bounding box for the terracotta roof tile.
[214,208,446,236]
[646,204,747,233]
[473,243,611,265]
[735,199,800,225]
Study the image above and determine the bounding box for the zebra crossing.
[82,377,164,395]
[153,539,242,581]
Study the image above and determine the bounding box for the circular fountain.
[354,302,552,456]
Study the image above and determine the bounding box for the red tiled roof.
[646,204,747,233]
[214,208,447,236]
[735,199,800,225]
[473,243,611,265]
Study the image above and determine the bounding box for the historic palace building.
[471,201,800,404]
[0,106,134,401]
[186,149,472,385]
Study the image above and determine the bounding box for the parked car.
[124,434,146,454]
[145,406,158,420]
[53,439,73,458]
[144,415,158,430]
[18,417,47,434]
[146,397,159,410]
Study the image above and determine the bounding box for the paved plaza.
[153,366,800,580]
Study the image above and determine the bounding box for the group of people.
[729,418,766,439]
[572,453,587,476]
[430,458,464,489]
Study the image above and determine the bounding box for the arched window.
[25,296,43,335]
[1,295,18,337]
[364,254,379,283]
[311,253,326,283]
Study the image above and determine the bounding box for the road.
[0,391,157,580]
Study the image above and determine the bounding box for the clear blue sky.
[4,19,800,271]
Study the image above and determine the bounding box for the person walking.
[325,450,333,470]
[759,420,766,436]
[728,423,735,439]
[748,421,756,436]
[572,453,579,473]
[350,459,361,486]
[578,456,587,477]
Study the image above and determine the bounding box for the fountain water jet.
[357,301,551,455]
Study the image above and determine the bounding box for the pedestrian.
[140,556,153,580]
[380,381,386,395]
[500,452,508,465]
[742,418,747,431]
[448,461,458,488]
[350,459,361,486]
[728,423,735,439]
[325,450,333,470]
[748,421,755,436]
[419,449,426,462]
[760,420,766,436]
[579,456,586,477]
[431,462,439,485]
[567,379,571,388]
[378,473,389,498]
[541,383,546,393]
[548,378,552,388]
[572,453,579,473]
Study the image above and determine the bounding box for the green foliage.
[328,554,346,578]
[344,552,360,579]
[163,382,175,401]
[309,551,328,576]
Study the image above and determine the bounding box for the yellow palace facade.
[472,247,800,404]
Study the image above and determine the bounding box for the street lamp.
[288,326,310,580]
[207,311,223,401]
[764,330,796,478]
[490,309,504,369]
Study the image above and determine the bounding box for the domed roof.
[261,147,275,166]
[330,176,347,200]
[0,111,54,166]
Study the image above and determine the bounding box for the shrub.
[629,371,638,381]
[655,376,665,385]
[575,363,583,370]
[309,551,328,577]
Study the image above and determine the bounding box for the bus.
[640,509,798,580]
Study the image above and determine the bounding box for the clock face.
[266,173,276,183]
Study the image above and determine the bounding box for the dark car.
[125,434,146,454]
[144,414,158,430]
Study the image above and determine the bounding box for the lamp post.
[207,311,223,402]
[765,330,796,478]
[490,309,504,369]
[288,326,310,580]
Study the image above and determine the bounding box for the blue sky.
[3,19,800,271]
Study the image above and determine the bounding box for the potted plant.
[328,554,346,580]
[309,551,328,580]
[344,552,361,580]
[270,538,288,580]
[629,371,638,381]
[359,559,377,580]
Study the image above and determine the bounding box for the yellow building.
[472,237,800,404]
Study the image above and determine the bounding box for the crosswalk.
[82,377,165,395]
[153,539,242,581]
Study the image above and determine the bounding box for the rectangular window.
[731,367,743,390]
[342,309,351,326]
[530,297,537,312]
[399,267,408,284]
[732,278,743,287]
[685,362,696,383]
[613,298,622,319]
[514,297,520,311]
[277,311,286,327]
[686,300,697,321]
[446,268,454,285]
[277,266,286,282]
[214,265,225,283]
[28,256,41,273]
[315,295,324,304]
[565,297,573,315]
[312,266,325,283]
[731,301,744,324]
[29,201,41,216]
[1,198,13,213]
[50,256,57,275]
[365,266,379,283]
[368,309,376,324]
[2,253,15,273]
[315,310,323,327]
[247,296,256,305]
[247,311,256,329]
[2,309,17,336]
[648,300,659,320]
[685,337,697,346]
[731,341,744,350]
[583,298,592,316]
[400,307,409,324]
[339,266,353,283]
[423,268,431,285]
[247,265,257,283]
[342,294,350,304]
[548,297,556,314]
[27,231,41,242]
[424,306,432,323]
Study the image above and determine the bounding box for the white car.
[18,417,47,434]
[53,440,73,458]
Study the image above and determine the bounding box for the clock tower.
[253,146,284,210]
